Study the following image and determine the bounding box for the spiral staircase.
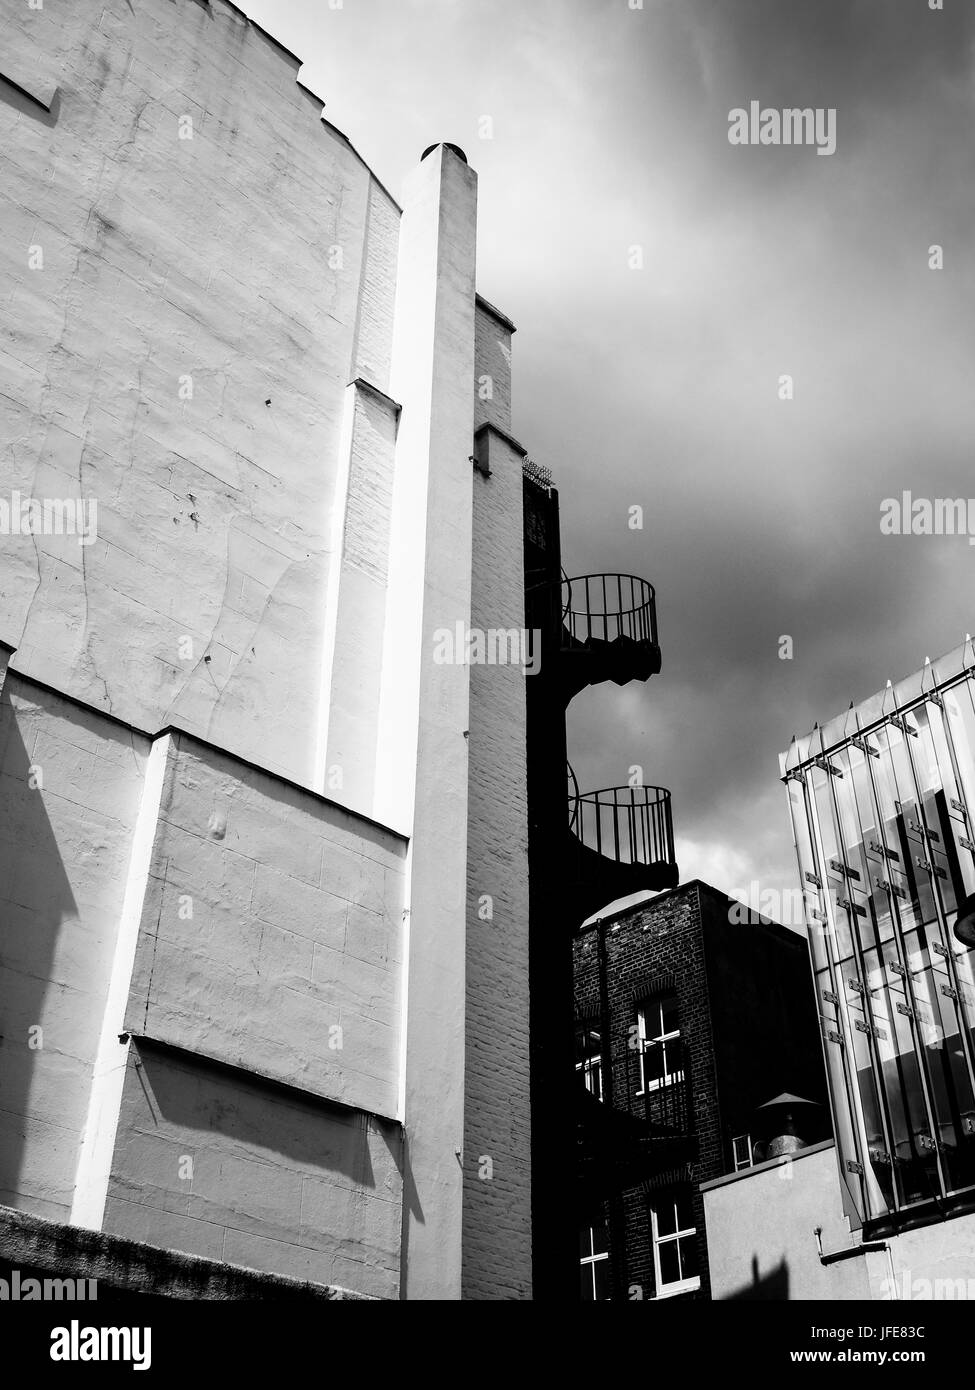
[523,469,681,1298]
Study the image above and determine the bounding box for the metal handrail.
[561,573,657,647]
[567,761,580,830]
[569,783,674,869]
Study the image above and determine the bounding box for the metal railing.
[567,761,580,830]
[562,573,657,648]
[522,456,553,490]
[569,781,675,870]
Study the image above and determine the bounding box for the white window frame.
[650,1199,700,1299]
[575,1026,603,1101]
[579,1225,611,1301]
[732,1133,753,1171]
[636,996,682,1096]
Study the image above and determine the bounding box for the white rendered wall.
[103,1041,403,1299]
[704,1144,873,1300]
[377,146,477,1299]
[0,0,532,1301]
[0,0,399,788]
[881,1213,975,1300]
[123,733,406,1119]
[0,678,148,1218]
[71,732,172,1230]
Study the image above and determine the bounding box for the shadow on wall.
[111,1039,398,1193]
[0,686,78,1209]
[101,1041,406,1285]
[722,1254,790,1301]
[0,75,60,127]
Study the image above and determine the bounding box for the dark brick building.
[574,880,829,1301]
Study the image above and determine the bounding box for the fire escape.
[523,465,681,1299]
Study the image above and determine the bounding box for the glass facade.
[781,644,975,1228]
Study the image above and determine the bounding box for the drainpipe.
[814,1225,890,1284]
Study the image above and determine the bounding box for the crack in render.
[141,873,167,1037]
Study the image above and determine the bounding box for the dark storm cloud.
[248,0,975,904]
[550,0,975,899]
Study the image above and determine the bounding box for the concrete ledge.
[0,666,406,846]
[700,1139,836,1193]
[248,19,303,69]
[474,421,527,459]
[208,1,402,213]
[351,377,402,416]
[475,294,517,335]
[0,68,58,112]
[297,80,327,114]
[0,1205,376,1300]
[128,1032,403,1127]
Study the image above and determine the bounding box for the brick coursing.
[472,301,513,437]
[462,315,532,1300]
[352,179,400,391]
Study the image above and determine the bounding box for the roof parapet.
[207,0,401,213]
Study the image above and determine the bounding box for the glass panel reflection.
[786,669,975,1221]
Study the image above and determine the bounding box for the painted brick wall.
[0,0,399,785]
[103,1040,402,1298]
[325,384,399,814]
[0,676,148,1217]
[353,180,400,391]
[125,734,406,1119]
[462,315,532,1298]
[473,299,513,435]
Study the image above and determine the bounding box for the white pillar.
[377,145,477,1299]
[71,733,171,1229]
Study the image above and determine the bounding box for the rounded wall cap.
[767,1134,807,1158]
[420,142,468,164]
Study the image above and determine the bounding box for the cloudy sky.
[248,0,975,911]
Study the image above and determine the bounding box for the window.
[579,1223,611,1300]
[651,1194,700,1297]
[732,1134,753,1171]
[637,993,682,1094]
[575,1024,603,1100]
